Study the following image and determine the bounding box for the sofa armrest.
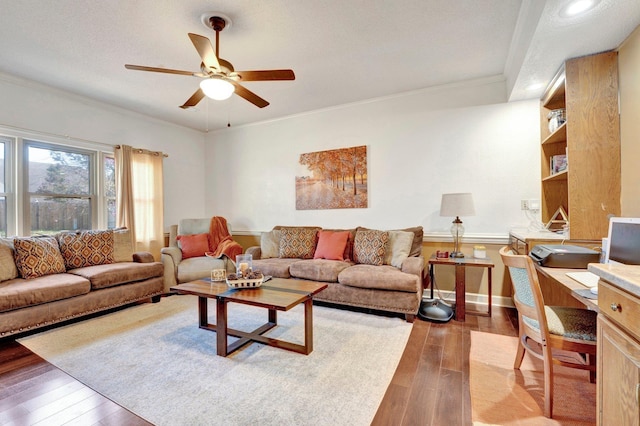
[246,246,262,260]
[161,246,182,291]
[133,252,155,263]
[161,246,183,264]
[401,256,424,277]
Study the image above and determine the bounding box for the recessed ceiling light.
[560,0,600,18]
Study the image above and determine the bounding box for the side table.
[428,254,494,322]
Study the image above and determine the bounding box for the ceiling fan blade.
[230,81,269,108]
[179,88,206,109]
[125,64,196,76]
[235,70,295,81]
[188,33,221,72]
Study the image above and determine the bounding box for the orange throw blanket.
[205,216,243,261]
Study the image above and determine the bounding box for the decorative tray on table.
[225,271,264,288]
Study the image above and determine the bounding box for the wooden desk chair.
[499,247,597,418]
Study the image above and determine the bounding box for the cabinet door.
[598,315,640,425]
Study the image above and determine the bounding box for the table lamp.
[440,193,475,258]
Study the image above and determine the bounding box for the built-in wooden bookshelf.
[539,51,621,240]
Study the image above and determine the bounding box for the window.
[0,137,9,237]
[0,129,115,237]
[104,155,116,229]
[26,142,94,234]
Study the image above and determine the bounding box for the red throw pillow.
[314,231,350,261]
[177,233,209,259]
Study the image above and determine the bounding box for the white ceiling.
[1,0,639,133]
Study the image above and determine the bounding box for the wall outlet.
[521,199,529,210]
[529,199,540,211]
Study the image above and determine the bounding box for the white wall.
[0,73,207,231]
[205,77,541,238]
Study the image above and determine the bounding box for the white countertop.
[589,263,640,297]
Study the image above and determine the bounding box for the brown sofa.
[0,228,164,337]
[246,226,425,322]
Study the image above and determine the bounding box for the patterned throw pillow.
[14,237,67,279]
[58,230,115,269]
[353,229,389,266]
[279,227,319,259]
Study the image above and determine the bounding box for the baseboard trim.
[422,290,514,309]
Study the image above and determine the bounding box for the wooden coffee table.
[170,278,327,357]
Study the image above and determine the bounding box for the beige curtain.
[115,145,164,260]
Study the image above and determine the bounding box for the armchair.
[161,218,237,292]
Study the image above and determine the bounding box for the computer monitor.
[604,217,640,265]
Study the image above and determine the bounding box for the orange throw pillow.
[177,233,209,259]
[314,231,350,261]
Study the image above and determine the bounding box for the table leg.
[455,264,466,321]
[487,267,492,317]
[304,298,313,354]
[216,297,228,356]
[198,296,208,327]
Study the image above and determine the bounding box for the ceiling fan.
[125,15,295,109]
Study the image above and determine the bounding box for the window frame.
[0,128,115,237]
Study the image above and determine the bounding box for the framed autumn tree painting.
[296,145,368,210]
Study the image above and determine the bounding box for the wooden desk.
[534,264,599,311]
[428,255,494,322]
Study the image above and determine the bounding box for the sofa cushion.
[113,228,134,262]
[0,273,91,312]
[177,233,210,259]
[314,231,350,261]
[252,258,303,278]
[290,259,353,282]
[383,231,414,268]
[14,237,66,279]
[353,229,389,266]
[68,262,163,290]
[338,264,419,293]
[260,229,281,259]
[0,238,18,282]
[58,230,115,269]
[279,227,319,259]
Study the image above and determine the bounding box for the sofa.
[247,226,425,322]
[0,228,164,338]
[161,218,238,293]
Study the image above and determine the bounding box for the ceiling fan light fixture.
[200,78,235,100]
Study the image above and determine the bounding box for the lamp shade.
[200,78,235,100]
[440,193,475,217]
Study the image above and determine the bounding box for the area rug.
[18,294,412,426]
[469,330,596,425]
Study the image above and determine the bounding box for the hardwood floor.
[0,306,517,426]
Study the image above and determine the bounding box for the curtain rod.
[114,145,168,158]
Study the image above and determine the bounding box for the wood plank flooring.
[0,306,518,426]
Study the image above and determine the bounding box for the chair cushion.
[523,306,597,341]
